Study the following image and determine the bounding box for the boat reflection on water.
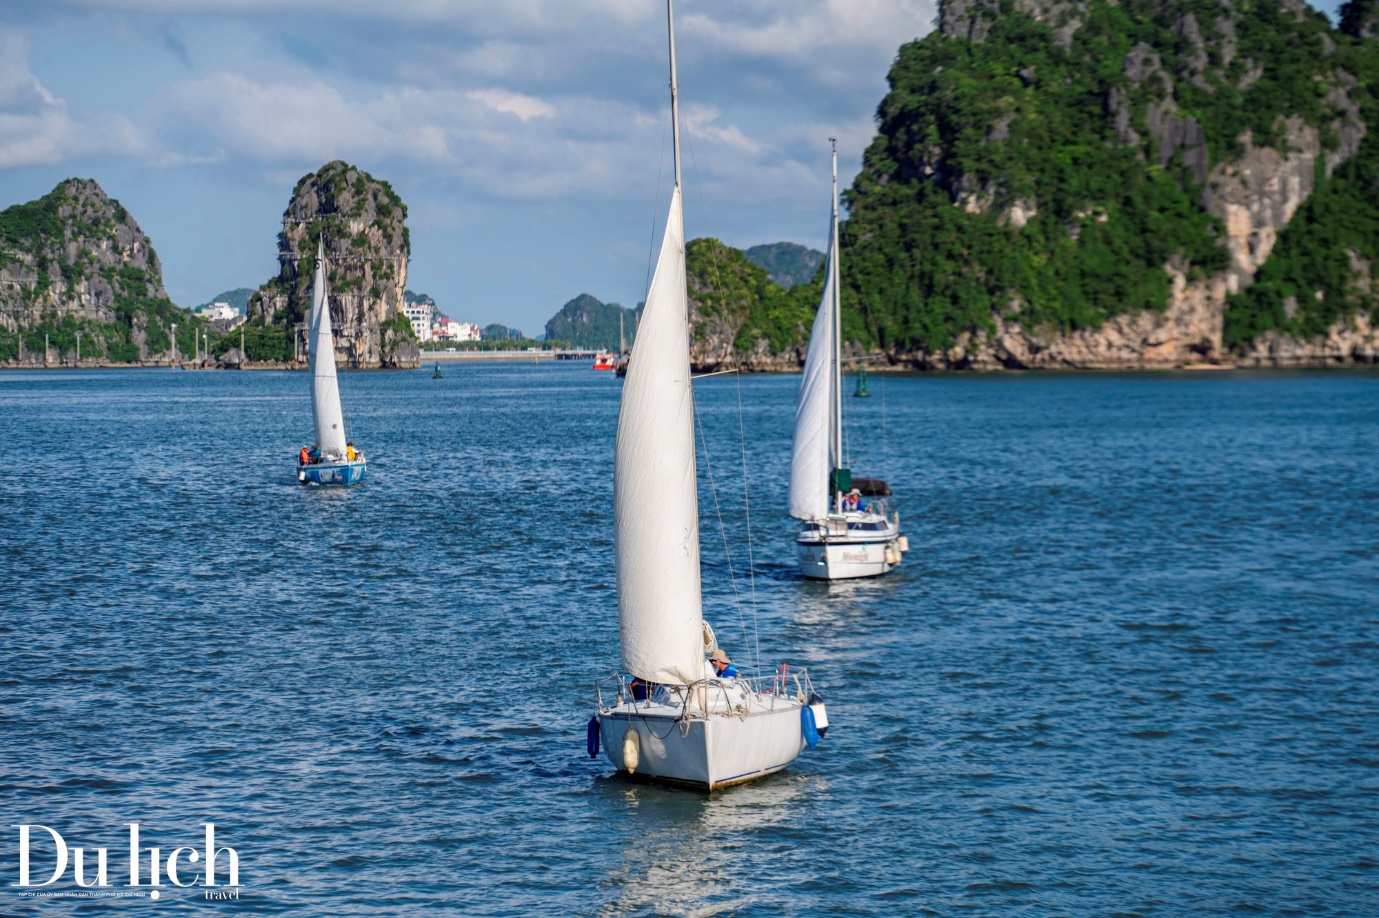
[793,570,904,629]
[592,774,813,916]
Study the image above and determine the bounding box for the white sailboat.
[790,143,906,580]
[297,238,367,486]
[590,0,826,790]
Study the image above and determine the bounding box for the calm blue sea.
[1,365,1376,916]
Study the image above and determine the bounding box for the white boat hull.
[796,513,906,581]
[797,538,893,580]
[598,700,805,790]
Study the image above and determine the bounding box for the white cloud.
[0,30,147,168]
[163,74,451,163]
[466,88,555,122]
[682,105,763,156]
[681,0,932,60]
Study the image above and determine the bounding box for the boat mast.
[668,0,683,192]
[831,139,842,512]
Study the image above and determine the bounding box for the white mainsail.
[789,162,841,522]
[307,238,348,458]
[613,186,704,687]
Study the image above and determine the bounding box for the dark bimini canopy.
[852,477,891,497]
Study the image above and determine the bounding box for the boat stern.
[298,458,368,486]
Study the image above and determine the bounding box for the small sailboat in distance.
[614,312,629,377]
[589,0,826,790]
[790,142,905,579]
[297,238,367,486]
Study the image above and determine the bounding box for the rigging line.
[680,124,736,375]
[682,113,760,673]
[735,369,763,678]
[691,389,752,671]
[881,357,889,484]
[645,104,671,297]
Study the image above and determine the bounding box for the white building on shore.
[434,318,481,342]
[199,302,239,322]
[403,299,436,343]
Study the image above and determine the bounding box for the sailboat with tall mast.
[590,0,826,790]
[297,238,367,486]
[790,143,905,579]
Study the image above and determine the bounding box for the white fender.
[702,621,718,656]
[622,726,640,774]
[810,702,829,738]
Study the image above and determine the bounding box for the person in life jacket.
[299,446,309,466]
[346,442,357,461]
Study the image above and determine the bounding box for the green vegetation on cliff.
[1222,6,1379,347]
[839,0,1376,354]
[846,0,1238,351]
[686,238,822,354]
[0,179,202,364]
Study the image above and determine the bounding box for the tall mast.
[668,0,682,191]
[831,139,842,502]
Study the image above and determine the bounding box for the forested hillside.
[544,293,636,349]
[837,0,1379,367]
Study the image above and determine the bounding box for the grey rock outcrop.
[0,178,176,363]
[248,161,419,369]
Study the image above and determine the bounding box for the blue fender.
[587,716,600,758]
[801,705,820,748]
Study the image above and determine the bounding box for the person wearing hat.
[708,648,739,680]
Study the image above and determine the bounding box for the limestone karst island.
[2,0,1378,370]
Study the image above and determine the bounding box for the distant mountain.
[196,287,255,314]
[744,242,824,289]
[482,323,523,341]
[544,293,637,349]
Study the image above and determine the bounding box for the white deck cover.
[613,186,705,687]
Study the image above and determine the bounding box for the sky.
[0,0,937,334]
[0,0,1347,334]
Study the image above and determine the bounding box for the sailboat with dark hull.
[297,239,367,486]
[589,0,826,790]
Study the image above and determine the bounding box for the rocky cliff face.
[249,161,419,369]
[831,0,1379,370]
[0,178,180,364]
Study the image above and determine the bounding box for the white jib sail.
[308,239,348,458]
[789,219,838,521]
[614,186,705,687]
